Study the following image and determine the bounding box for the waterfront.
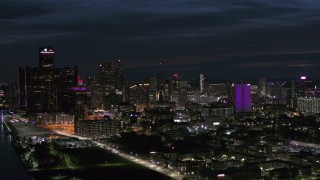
[0,123,31,180]
[4,120,171,180]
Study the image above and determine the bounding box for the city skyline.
[2,0,320,82]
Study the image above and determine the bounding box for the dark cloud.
[0,1,56,20]
[1,0,320,82]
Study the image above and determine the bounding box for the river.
[0,122,31,180]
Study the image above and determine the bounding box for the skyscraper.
[235,84,252,112]
[297,97,320,114]
[200,74,205,94]
[258,77,266,97]
[148,76,157,103]
[89,61,126,109]
[129,82,149,111]
[19,47,77,114]
[157,73,166,101]
[55,67,78,113]
[39,47,54,69]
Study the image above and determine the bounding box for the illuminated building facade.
[235,84,252,112]
[73,76,89,119]
[266,83,287,104]
[148,73,169,103]
[297,97,320,114]
[0,82,18,109]
[258,77,267,97]
[148,76,157,103]
[89,61,126,109]
[19,47,78,113]
[87,76,102,109]
[55,67,78,113]
[75,119,121,138]
[39,47,54,69]
[169,74,180,103]
[129,82,149,111]
[19,67,50,112]
[200,74,205,94]
[168,74,190,107]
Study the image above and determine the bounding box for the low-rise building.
[75,118,120,138]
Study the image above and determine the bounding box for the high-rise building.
[89,61,126,109]
[169,74,180,103]
[148,73,169,103]
[19,67,53,113]
[55,67,78,113]
[129,82,149,111]
[250,84,260,103]
[290,80,296,108]
[235,84,251,112]
[168,74,190,107]
[75,118,121,138]
[207,83,227,97]
[228,83,235,103]
[87,76,103,109]
[200,74,205,94]
[157,73,166,101]
[258,77,267,97]
[39,47,54,69]
[0,82,18,109]
[297,97,320,114]
[73,76,89,119]
[148,76,157,103]
[266,83,287,104]
[19,47,78,114]
[99,61,117,107]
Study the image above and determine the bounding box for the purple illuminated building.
[235,84,252,112]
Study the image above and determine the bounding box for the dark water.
[0,124,31,180]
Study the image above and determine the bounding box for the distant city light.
[73,87,87,91]
[173,73,178,77]
[40,51,54,54]
[301,76,306,80]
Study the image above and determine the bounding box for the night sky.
[2,0,320,82]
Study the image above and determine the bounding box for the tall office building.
[148,76,157,103]
[19,47,78,114]
[87,76,102,109]
[19,67,51,113]
[39,47,54,69]
[235,84,252,112]
[168,74,189,106]
[290,80,296,108]
[157,73,166,101]
[89,61,126,108]
[73,76,89,119]
[169,74,180,103]
[19,47,56,113]
[200,74,205,94]
[297,97,320,114]
[148,73,168,103]
[266,83,287,104]
[228,83,235,103]
[258,77,267,97]
[55,67,78,113]
[129,82,149,111]
[99,61,117,107]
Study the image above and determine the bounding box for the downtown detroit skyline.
[2,0,320,82]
